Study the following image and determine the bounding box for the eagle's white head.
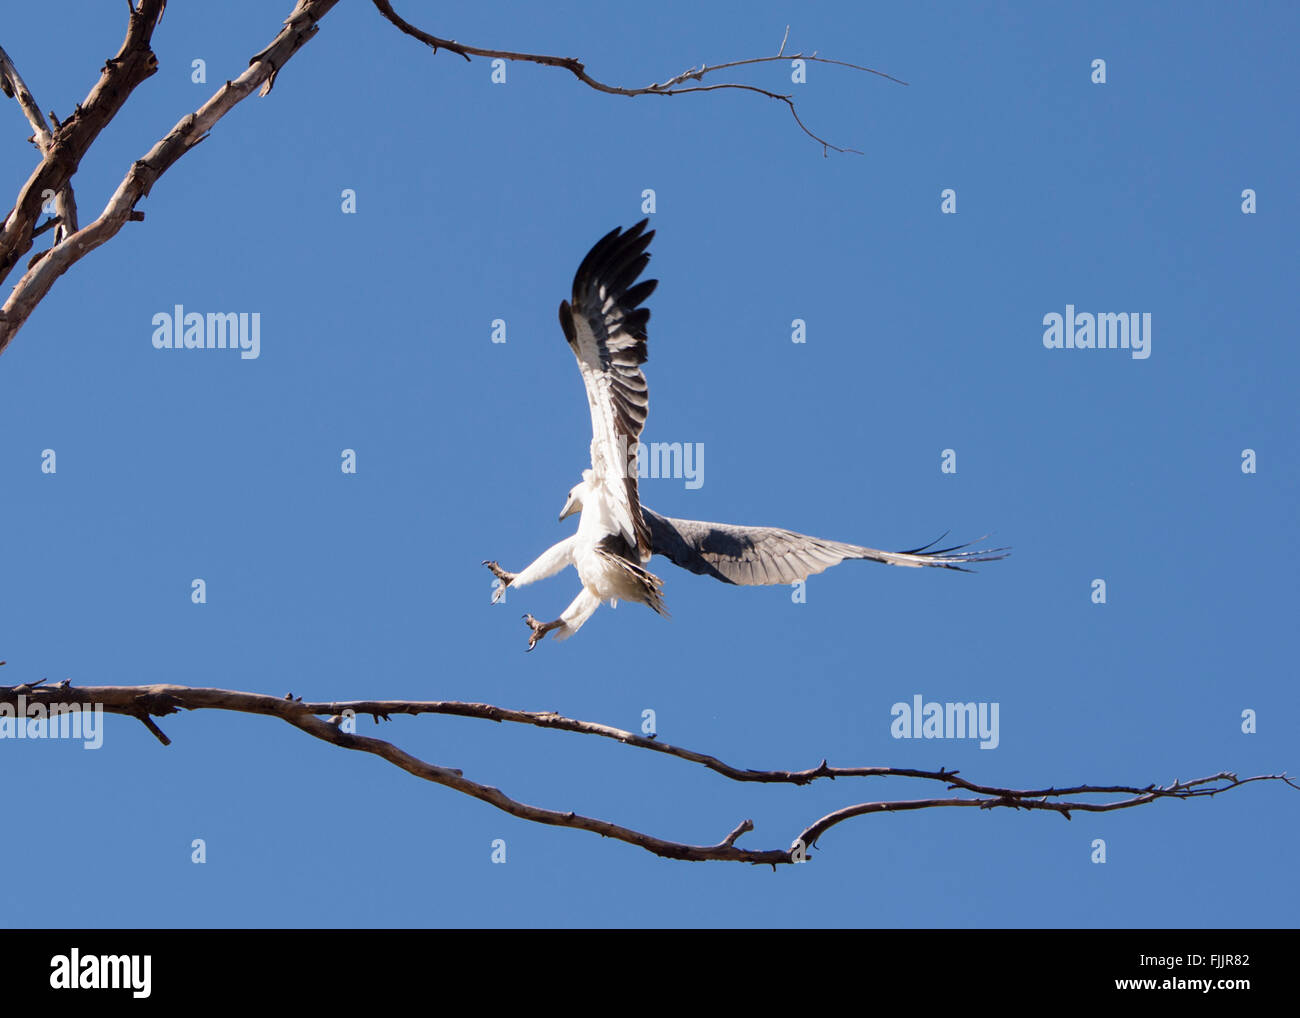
[559,469,596,521]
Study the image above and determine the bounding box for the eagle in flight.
[484,220,1007,650]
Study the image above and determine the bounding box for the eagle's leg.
[522,613,565,651]
[483,560,516,604]
[521,589,601,651]
[483,537,577,605]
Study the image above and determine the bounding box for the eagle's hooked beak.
[559,491,581,521]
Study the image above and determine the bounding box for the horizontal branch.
[372,0,906,155]
[3,678,1291,866]
[2,680,789,864]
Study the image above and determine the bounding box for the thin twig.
[371,1,906,155]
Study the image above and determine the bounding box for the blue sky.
[1,0,1296,927]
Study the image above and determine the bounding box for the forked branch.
[371,0,906,155]
[0,0,339,357]
[2,678,1291,866]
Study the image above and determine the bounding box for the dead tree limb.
[3,679,1291,866]
[0,42,77,243]
[0,0,339,356]
[371,0,905,156]
[0,0,165,286]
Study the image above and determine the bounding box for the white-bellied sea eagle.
[484,221,1008,650]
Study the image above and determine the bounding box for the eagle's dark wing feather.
[559,220,657,560]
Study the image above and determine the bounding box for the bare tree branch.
[371,0,906,156]
[0,0,166,285]
[3,679,1291,866]
[0,43,78,243]
[0,42,54,148]
[0,0,339,357]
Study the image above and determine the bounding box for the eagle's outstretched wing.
[559,220,657,560]
[643,507,1009,585]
